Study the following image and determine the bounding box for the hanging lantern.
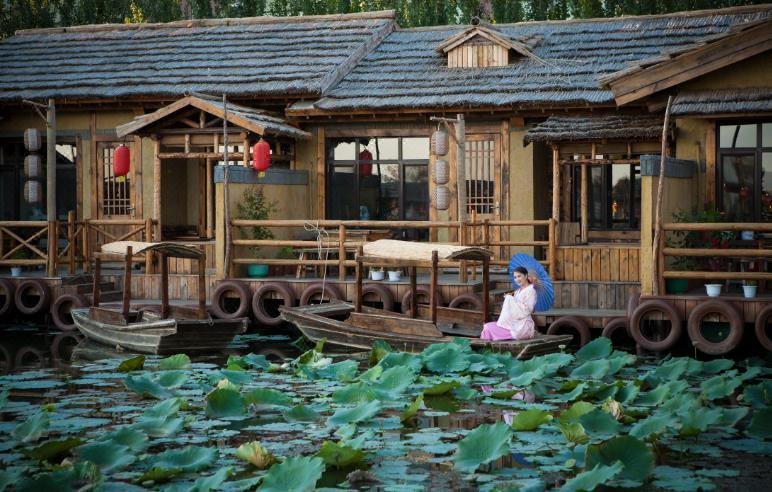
[24,128,42,152]
[434,185,450,211]
[433,159,449,185]
[358,148,373,177]
[252,138,271,172]
[24,154,43,179]
[24,180,41,205]
[114,144,130,177]
[431,129,449,156]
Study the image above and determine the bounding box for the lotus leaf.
[606,353,635,375]
[574,337,612,363]
[22,437,84,463]
[636,384,670,407]
[0,389,8,410]
[155,370,189,388]
[124,375,174,400]
[137,467,182,485]
[585,436,653,481]
[131,416,185,437]
[142,398,182,419]
[0,470,20,491]
[77,441,136,473]
[702,359,734,374]
[12,411,49,443]
[520,352,574,376]
[357,365,384,383]
[559,461,623,492]
[259,456,325,492]
[559,421,589,444]
[422,343,470,373]
[220,476,262,491]
[158,354,191,371]
[313,359,359,381]
[211,369,252,386]
[345,429,375,449]
[369,339,393,366]
[578,409,621,438]
[467,353,503,373]
[315,440,366,469]
[371,366,416,397]
[646,358,690,385]
[746,407,772,439]
[245,388,293,407]
[235,441,277,469]
[153,446,218,472]
[510,408,553,431]
[376,351,423,373]
[651,466,715,491]
[333,382,377,404]
[716,406,749,428]
[551,383,587,403]
[282,405,320,422]
[509,369,544,387]
[700,374,743,401]
[559,401,595,424]
[570,359,610,380]
[452,385,479,400]
[98,427,149,452]
[327,401,382,427]
[117,355,145,373]
[400,394,425,423]
[206,388,246,418]
[679,407,722,437]
[742,380,772,408]
[629,413,673,440]
[423,380,461,396]
[17,468,79,492]
[616,381,640,404]
[454,421,512,473]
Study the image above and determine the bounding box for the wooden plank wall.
[165,242,216,274]
[556,246,639,282]
[552,281,639,311]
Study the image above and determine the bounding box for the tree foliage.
[1,0,764,38]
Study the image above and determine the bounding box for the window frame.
[571,162,640,231]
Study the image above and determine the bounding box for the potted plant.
[272,246,295,276]
[743,280,757,299]
[705,283,722,297]
[9,249,29,277]
[236,186,277,278]
[370,267,384,281]
[387,269,402,282]
[665,213,696,294]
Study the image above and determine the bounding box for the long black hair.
[512,266,531,285]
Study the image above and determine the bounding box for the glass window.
[402,138,429,160]
[762,152,771,222]
[763,123,772,147]
[719,124,756,148]
[572,163,640,230]
[332,141,355,160]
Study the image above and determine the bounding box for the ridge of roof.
[14,9,396,36]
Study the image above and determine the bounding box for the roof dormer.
[437,18,537,68]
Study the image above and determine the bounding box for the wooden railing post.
[548,218,556,279]
[145,218,154,274]
[67,211,75,275]
[83,222,90,273]
[338,223,347,282]
[227,219,235,278]
[459,221,468,283]
[354,246,363,313]
[657,223,665,296]
[47,220,56,277]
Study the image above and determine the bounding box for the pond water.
[0,323,770,491]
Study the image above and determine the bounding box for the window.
[718,122,771,222]
[571,163,641,230]
[326,137,430,223]
[98,142,132,217]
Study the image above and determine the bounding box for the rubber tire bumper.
[299,282,343,306]
[627,292,641,321]
[50,294,88,331]
[601,317,629,339]
[448,293,483,311]
[361,284,395,312]
[252,282,296,326]
[401,287,443,314]
[630,299,682,352]
[0,279,15,318]
[754,304,772,352]
[547,316,591,347]
[210,281,251,319]
[686,299,744,355]
[14,279,52,315]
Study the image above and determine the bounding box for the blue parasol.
[508,253,554,312]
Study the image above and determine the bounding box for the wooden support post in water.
[160,253,169,319]
[123,245,133,322]
[482,255,490,323]
[354,246,363,313]
[92,257,101,307]
[145,218,154,274]
[430,250,438,325]
[410,266,417,319]
[198,247,207,319]
[338,224,347,282]
[67,211,75,275]
[47,220,56,277]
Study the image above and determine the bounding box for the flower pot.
[370,270,384,281]
[741,230,754,241]
[247,264,269,278]
[10,267,22,277]
[742,285,757,299]
[387,270,402,282]
[704,284,722,297]
[666,278,689,294]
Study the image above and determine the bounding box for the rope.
[303,220,330,303]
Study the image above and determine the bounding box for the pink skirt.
[480,322,513,341]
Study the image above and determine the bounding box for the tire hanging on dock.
[448,293,483,311]
[210,281,251,319]
[754,304,772,352]
[401,287,443,314]
[601,317,632,346]
[50,294,88,331]
[546,316,591,347]
[361,284,395,312]
[686,299,744,355]
[252,282,296,326]
[14,279,51,316]
[299,282,343,306]
[629,300,682,352]
[0,278,15,319]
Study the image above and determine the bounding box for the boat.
[281,240,572,358]
[72,241,247,355]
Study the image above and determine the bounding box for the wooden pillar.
[316,127,326,219]
[551,145,560,226]
[198,249,206,319]
[122,245,133,322]
[67,210,75,275]
[47,220,57,277]
[548,218,557,279]
[430,251,438,325]
[145,218,154,274]
[459,222,468,283]
[160,253,169,319]
[153,138,162,239]
[338,224,347,281]
[354,246,363,313]
[456,114,467,223]
[241,133,249,168]
[206,158,214,238]
[410,266,417,319]
[92,256,101,307]
[184,133,191,154]
[482,255,489,323]
[581,144,592,244]
[83,221,90,273]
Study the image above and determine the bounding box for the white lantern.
[24,180,42,205]
[24,129,42,152]
[24,154,43,179]
[434,185,450,210]
[431,130,449,156]
[434,159,449,185]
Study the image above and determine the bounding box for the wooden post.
[657,224,666,295]
[145,218,154,274]
[184,133,191,154]
[83,221,90,273]
[160,253,169,319]
[153,138,162,239]
[430,250,438,325]
[354,246,363,313]
[551,145,560,229]
[223,95,233,278]
[47,220,56,277]
[46,99,56,225]
[198,248,206,319]
[459,222,468,283]
[456,114,467,223]
[548,218,557,279]
[242,133,249,168]
[92,256,101,307]
[67,210,75,275]
[482,255,489,323]
[410,266,417,319]
[652,96,673,296]
[581,144,592,244]
[122,245,133,322]
[206,158,214,238]
[338,224,347,281]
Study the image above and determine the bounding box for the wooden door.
[465,134,502,255]
[92,141,135,251]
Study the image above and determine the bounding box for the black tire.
[50,294,88,331]
[14,347,46,370]
[755,304,772,352]
[686,300,744,355]
[401,287,443,314]
[0,345,11,373]
[448,293,483,311]
[14,279,51,315]
[252,282,296,326]
[361,284,395,312]
[630,300,682,352]
[601,317,633,347]
[210,281,251,319]
[626,292,641,321]
[547,316,591,347]
[0,278,15,318]
[299,282,343,306]
[50,332,83,365]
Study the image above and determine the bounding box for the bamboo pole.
[652,96,673,296]
[430,250,438,325]
[145,218,153,274]
[153,138,161,239]
[122,245,132,322]
[68,211,75,275]
[222,95,232,278]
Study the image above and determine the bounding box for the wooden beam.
[410,266,417,319]
[158,152,244,159]
[354,246,363,313]
[430,250,438,326]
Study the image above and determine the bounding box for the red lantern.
[359,148,372,177]
[252,138,271,172]
[114,144,130,177]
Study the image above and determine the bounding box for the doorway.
[161,158,210,240]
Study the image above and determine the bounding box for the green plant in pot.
[665,210,697,294]
[9,248,30,277]
[237,186,277,278]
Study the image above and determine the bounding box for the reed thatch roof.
[101,241,203,259]
[301,6,770,113]
[0,11,394,102]
[363,239,491,262]
[523,114,664,143]
[670,88,772,116]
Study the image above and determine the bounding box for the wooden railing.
[659,222,772,293]
[230,218,554,281]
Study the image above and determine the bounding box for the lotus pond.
[1,335,771,491]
